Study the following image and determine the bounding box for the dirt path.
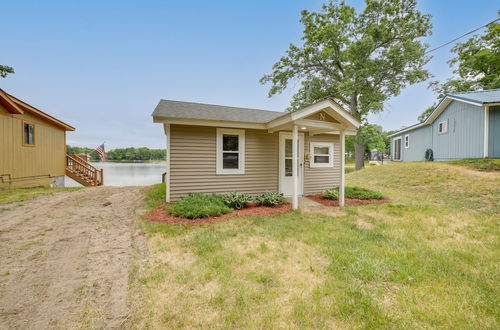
[0,186,146,329]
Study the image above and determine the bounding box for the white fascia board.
[267,99,360,131]
[266,113,292,129]
[290,99,360,129]
[387,123,427,137]
[446,96,483,107]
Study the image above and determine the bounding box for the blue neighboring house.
[389,89,500,161]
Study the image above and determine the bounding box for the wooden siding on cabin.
[169,125,341,200]
[391,100,486,161]
[431,100,484,160]
[0,104,66,188]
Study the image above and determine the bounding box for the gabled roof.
[0,89,23,114]
[0,89,75,131]
[152,98,360,133]
[388,89,499,137]
[153,100,285,123]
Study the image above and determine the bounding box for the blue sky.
[1,0,498,149]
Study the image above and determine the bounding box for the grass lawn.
[448,158,500,172]
[128,162,499,329]
[0,186,82,205]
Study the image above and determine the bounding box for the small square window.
[310,142,333,167]
[23,122,35,146]
[438,120,448,134]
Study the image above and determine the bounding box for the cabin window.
[216,128,245,174]
[23,122,35,146]
[404,134,410,148]
[438,120,448,134]
[310,142,334,167]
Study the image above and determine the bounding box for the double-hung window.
[404,134,410,148]
[310,142,334,167]
[23,121,35,146]
[216,128,245,174]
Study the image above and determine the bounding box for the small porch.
[266,99,359,210]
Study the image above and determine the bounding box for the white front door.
[279,132,304,196]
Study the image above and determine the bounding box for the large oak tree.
[261,0,432,169]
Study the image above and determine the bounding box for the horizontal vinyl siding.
[303,134,340,194]
[170,125,279,201]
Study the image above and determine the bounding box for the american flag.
[95,143,106,161]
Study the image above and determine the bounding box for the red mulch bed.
[306,194,391,207]
[145,202,292,225]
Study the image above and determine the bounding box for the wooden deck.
[65,154,103,186]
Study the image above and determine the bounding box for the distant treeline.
[67,145,166,162]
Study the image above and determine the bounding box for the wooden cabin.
[0,89,103,189]
[152,98,360,210]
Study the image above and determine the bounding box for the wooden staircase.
[65,154,104,187]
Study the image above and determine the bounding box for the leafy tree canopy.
[67,146,166,162]
[419,20,500,121]
[260,0,432,121]
[346,124,391,155]
[0,65,14,78]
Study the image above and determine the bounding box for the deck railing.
[66,154,103,186]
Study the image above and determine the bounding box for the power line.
[425,17,499,55]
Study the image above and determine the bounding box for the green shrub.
[221,192,252,209]
[168,193,232,219]
[254,192,286,206]
[322,186,384,200]
[323,188,339,200]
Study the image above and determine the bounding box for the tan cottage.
[152,99,360,209]
[0,89,102,189]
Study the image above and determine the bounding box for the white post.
[339,130,345,207]
[165,124,171,202]
[292,124,299,210]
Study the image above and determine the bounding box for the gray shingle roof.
[152,100,286,123]
[447,89,500,104]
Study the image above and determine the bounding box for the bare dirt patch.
[306,194,391,207]
[145,202,292,225]
[0,186,146,329]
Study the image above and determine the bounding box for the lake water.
[65,162,166,187]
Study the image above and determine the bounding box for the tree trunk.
[354,142,365,170]
[350,93,364,170]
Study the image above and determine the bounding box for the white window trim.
[404,134,410,148]
[216,128,245,175]
[310,142,334,168]
[438,120,448,134]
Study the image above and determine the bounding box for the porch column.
[292,124,299,210]
[339,130,345,207]
[165,124,171,202]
